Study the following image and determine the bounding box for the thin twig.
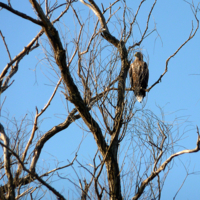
[0,30,12,62]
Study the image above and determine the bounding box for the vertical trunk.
[105,144,122,200]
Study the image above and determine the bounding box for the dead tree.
[0,1,200,200]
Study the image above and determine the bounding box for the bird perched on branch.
[129,52,149,103]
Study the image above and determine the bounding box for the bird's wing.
[143,62,149,87]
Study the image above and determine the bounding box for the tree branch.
[132,126,200,200]
[146,3,199,92]
[0,30,12,62]
[0,31,41,94]
[80,0,120,47]
[15,78,62,180]
[0,123,15,199]
[125,0,146,42]
[0,2,43,26]
[128,0,157,50]
[29,0,108,159]
[0,2,70,94]
[0,141,66,200]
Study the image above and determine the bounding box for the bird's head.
[134,52,143,60]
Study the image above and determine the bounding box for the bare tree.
[0,0,200,200]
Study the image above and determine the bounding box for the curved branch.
[30,108,79,172]
[80,0,119,47]
[147,9,199,92]
[80,0,108,31]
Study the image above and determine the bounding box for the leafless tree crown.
[0,1,200,200]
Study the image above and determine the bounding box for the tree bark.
[105,142,122,200]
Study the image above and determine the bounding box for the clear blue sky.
[1,0,200,199]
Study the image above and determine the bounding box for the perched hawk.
[129,52,149,103]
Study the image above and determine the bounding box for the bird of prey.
[129,52,149,103]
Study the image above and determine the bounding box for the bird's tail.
[136,95,143,103]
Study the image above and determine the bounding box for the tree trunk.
[105,143,122,200]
